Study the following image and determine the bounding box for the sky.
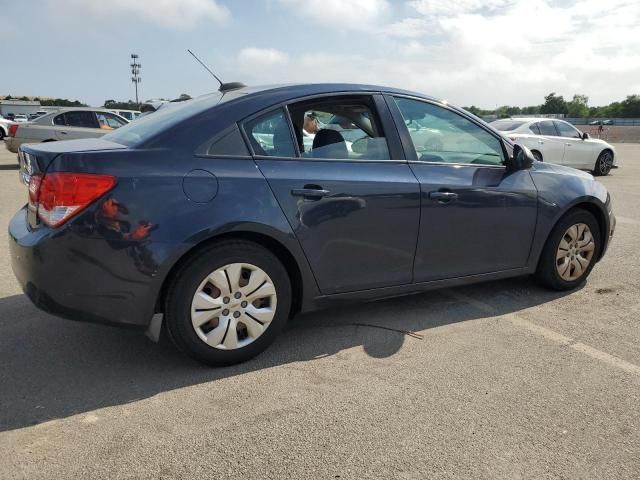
[1,0,639,108]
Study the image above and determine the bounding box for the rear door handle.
[291,186,330,199]
[59,131,67,135]
[428,191,458,203]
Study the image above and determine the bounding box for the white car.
[0,115,14,140]
[13,114,28,123]
[4,108,128,153]
[491,118,617,176]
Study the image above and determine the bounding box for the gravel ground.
[0,143,638,479]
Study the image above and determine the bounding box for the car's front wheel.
[535,209,601,291]
[165,240,291,366]
[593,150,613,176]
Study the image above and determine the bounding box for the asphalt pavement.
[0,144,638,479]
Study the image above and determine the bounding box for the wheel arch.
[542,200,609,264]
[154,229,306,321]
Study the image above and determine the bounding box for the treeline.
[103,94,191,110]
[2,95,86,106]
[465,93,640,119]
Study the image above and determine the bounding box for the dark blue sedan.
[9,84,615,365]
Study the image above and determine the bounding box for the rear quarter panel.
[44,148,318,325]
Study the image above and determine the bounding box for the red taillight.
[8,124,19,137]
[29,173,116,227]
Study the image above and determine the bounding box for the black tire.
[165,240,291,366]
[592,150,613,176]
[535,209,601,291]
[532,150,543,162]
[0,129,5,141]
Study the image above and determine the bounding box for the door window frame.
[553,120,582,139]
[384,94,509,169]
[239,92,407,163]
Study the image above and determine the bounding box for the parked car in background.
[0,115,14,140]
[13,114,28,123]
[4,108,128,153]
[27,111,49,121]
[491,118,617,176]
[109,109,141,121]
[9,83,615,366]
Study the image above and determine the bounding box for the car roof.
[191,83,444,111]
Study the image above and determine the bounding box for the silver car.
[4,108,128,153]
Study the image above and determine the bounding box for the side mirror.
[507,144,535,172]
[582,132,589,140]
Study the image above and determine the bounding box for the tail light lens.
[28,172,116,227]
[8,124,19,137]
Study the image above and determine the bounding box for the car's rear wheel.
[532,150,543,162]
[165,240,291,366]
[0,129,5,140]
[535,210,600,291]
[593,150,613,176]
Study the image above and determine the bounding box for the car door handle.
[428,191,458,203]
[59,131,68,135]
[538,140,544,144]
[291,186,330,199]
[565,143,572,146]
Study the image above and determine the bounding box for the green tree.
[540,92,568,114]
[620,95,640,117]
[566,94,589,118]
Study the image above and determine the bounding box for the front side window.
[537,120,558,136]
[287,96,390,160]
[64,111,99,128]
[554,121,581,138]
[394,97,504,165]
[529,123,541,135]
[53,114,66,126]
[96,112,127,130]
[244,109,296,157]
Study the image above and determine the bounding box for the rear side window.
[64,111,99,128]
[204,125,250,156]
[53,114,66,126]
[537,120,558,136]
[244,109,296,157]
[529,123,541,135]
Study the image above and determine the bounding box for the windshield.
[491,120,527,131]
[103,91,242,147]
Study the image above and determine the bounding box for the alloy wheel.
[555,223,595,281]
[190,263,277,350]
[599,152,613,174]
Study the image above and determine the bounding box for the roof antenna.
[187,49,246,93]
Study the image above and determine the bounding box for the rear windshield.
[102,92,242,147]
[491,120,527,131]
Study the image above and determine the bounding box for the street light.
[130,53,142,104]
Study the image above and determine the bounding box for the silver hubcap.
[190,263,277,350]
[556,223,595,281]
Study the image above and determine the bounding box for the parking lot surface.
[0,144,638,479]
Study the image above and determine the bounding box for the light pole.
[130,54,141,104]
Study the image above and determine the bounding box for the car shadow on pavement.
[0,276,577,432]
[0,164,18,170]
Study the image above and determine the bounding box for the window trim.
[385,93,509,168]
[238,91,407,164]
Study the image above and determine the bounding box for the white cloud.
[56,0,229,30]
[238,48,289,69]
[410,0,512,16]
[279,0,389,30]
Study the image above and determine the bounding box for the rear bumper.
[9,206,157,328]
